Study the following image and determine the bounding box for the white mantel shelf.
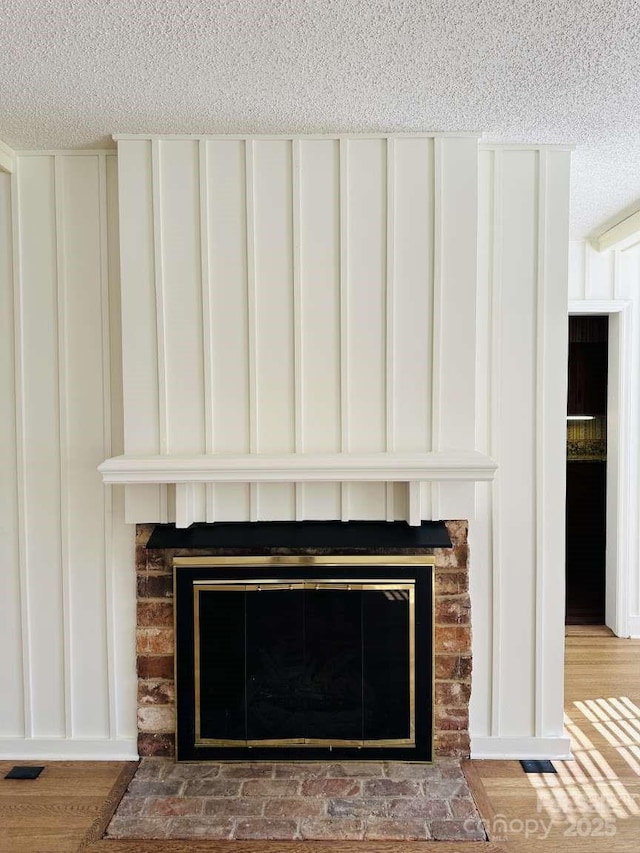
[99,452,497,527]
[99,451,497,484]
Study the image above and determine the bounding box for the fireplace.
[174,556,433,761]
[135,520,472,761]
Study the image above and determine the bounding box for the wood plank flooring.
[0,761,135,853]
[1,633,638,852]
[565,624,615,637]
[475,634,640,852]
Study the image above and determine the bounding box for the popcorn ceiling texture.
[1,0,639,237]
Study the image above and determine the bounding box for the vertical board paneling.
[393,138,433,452]
[347,139,387,518]
[59,155,109,737]
[339,139,351,520]
[54,155,73,737]
[473,149,496,738]
[497,150,537,736]
[538,151,571,736]
[198,141,214,520]
[0,172,24,736]
[106,154,137,741]
[117,141,162,522]
[207,140,251,520]
[116,135,482,524]
[0,151,137,757]
[16,156,65,736]
[439,137,478,451]
[299,140,341,517]
[253,140,295,518]
[586,244,616,300]
[158,141,206,518]
[567,240,585,301]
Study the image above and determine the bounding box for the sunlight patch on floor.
[526,697,640,832]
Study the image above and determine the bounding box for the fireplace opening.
[174,556,434,762]
[136,520,471,762]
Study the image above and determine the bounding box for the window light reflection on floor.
[526,698,640,827]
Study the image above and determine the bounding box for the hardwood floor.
[565,624,615,637]
[475,635,640,852]
[0,761,135,852]
[1,634,638,851]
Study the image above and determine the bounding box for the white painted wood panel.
[298,140,341,518]
[17,156,66,738]
[345,138,387,519]
[0,173,23,737]
[496,149,538,737]
[472,146,572,759]
[0,152,137,758]
[106,154,137,741]
[435,138,479,521]
[158,140,206,520]
[115,134,483,523]
[538,151,570,736]
[568,241,586,301]
[1,137,576,762]
[470,151,496,741]
[117,141,164,522]
[252,140,296,519]
[586,247,615,301]
[438,137,478,452]
[59,155,110,737]
[393,138,433,453]
[206,140,251,521]
[159,141,206,454]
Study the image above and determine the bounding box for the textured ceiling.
[1,0,639,238]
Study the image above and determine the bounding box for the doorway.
[565,315,609,625]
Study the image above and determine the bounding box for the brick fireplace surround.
[135,519,472,761]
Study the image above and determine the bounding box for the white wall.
[0,139,573,760]
[0,153,136,759]
[471,146,572,759]
[568,240,640,638]
[116,134,478,525]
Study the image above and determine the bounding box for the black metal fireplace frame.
[174,556,434,762]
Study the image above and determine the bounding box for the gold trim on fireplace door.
[193,580,415,748]
[174,556,434,753]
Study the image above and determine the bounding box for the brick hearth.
[134,519,473,760]
[107,758,486,841]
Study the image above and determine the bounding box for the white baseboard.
[471,735,572,761]
[0,737,138,761]
[627,615,640,638]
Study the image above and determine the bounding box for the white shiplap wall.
[0,153,136,759]
[471,147,572,759]
[116,135,479,524]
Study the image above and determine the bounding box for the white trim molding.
[0,737,138,761]
[471,736,572,761]
[568,298,634,638]
[114,132,484,142]
[100,451,497,527]
[0,139,15,173]
[99,450,497,484]
[591,208,640,254]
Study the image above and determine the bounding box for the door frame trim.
[568,300,633,637]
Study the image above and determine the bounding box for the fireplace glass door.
[195,581,414,747]
[175,557,433,761]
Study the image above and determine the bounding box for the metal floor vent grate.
[4,766,45,780]
[520,759,557,774]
